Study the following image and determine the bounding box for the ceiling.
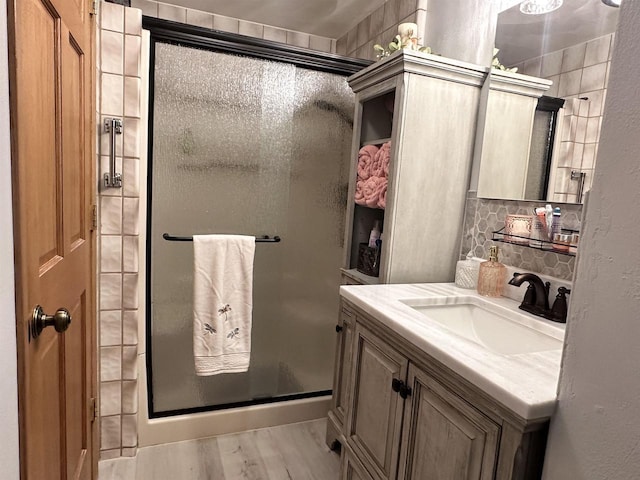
[496,0,620,65]
[158,0,386,39]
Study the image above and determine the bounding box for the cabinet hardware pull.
[335,325,343,333]
[391,378,403,393]
[400,384,412,399]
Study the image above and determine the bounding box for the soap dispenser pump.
[477,246,506,297]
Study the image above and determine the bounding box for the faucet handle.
[548,286,571,323]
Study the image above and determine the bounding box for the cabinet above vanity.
[327,283,564,479]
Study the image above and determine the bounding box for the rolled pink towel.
[374,142,391,178]
[354,180,366,206]
[362,176,385,209]
[357,145,379,181]
[377,179,387,209]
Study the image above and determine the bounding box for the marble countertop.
[340,283,566,420]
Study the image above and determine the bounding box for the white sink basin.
[400,297,563,355]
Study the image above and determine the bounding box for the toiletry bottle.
[455,251,479,289]
[368,220,381,248]
[551,207,562,239]
[477,246,506,297]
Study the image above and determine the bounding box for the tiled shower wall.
[513,33,614,203]
[98,1,143,459]
[130,0,337,53]
[336,0,427,60]
[460,193,582,281]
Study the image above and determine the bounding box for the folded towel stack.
[355,141,390,209]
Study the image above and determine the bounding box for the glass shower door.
[148,42,353,414]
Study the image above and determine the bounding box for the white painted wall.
[0,0,21,478]
[543,2,640,478]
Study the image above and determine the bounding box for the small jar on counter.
[569,233,579,254]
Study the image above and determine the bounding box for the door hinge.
[90,204,97,231]
[89,397,97,422]
[89,0,97,16]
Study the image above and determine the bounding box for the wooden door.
[397,364,500,480]
[9,0,96,478]
[346,323,408,480]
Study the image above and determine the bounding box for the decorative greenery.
[373,35,434,60]
[492,48,518,73]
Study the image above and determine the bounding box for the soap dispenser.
[477,246,506,297]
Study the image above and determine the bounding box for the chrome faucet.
[508,272,550,317]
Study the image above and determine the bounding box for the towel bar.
[162,233,281,242]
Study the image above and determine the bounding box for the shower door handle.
[104,118,123,188]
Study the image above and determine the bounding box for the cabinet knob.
[335,325,343,333]
[400,383,412,399]
[391,378,403,393]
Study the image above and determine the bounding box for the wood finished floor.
[98,419,340,480]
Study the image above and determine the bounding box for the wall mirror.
[477,0,619,204]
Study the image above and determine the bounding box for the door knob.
[31,305,71,339]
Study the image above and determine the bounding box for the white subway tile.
[122,414,138,447]
[213,15,239,34]
[100,310,122,346]
[122,380,138,414]
[580,63,607,93]
[123,274,139,309]
[309,35,332,53]
[287,31,310,49]
[558,70,582,97]
[123,158,140,198]
[585,117,601,143]
[369,6,385,39]
[100,273,122,311]
[263,26,287,43]
[125,6,143,35]
[123,310,139,345]
[100,196,122,235]
[101,236,122,273]
[122,447,137,457]
[122,346,138,380]
[399,0,418,22]
[561,43,586,73]
[100,449,122,460]
[357,17,370,49]
[582,144,597,169]
[523,57,542,78]
[584,35,611,67]
[123,198,140,235]
[541,50,563,78]
[575,117,587,143]
[101,73,123,117]
[101,30,124,75]
[158,3,186,23]
[186,9,213,29]
[238,20,263,39]
[100,381,122,417]
[336,35,347,56]
[101,346,122,382]
[124,77,141,119]
[102,2,124,33]
[383,0,400,31]
[124,35,142,77]
[101,415,122,450]
[572,143,584,169]
[123,117,140,158]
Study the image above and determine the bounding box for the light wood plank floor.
[99,419,340,480]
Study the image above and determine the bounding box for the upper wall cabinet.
[476,70,552,201]
[342,50,487,285]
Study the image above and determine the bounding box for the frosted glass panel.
[149,42,353,413]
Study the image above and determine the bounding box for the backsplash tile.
[100,310,123,346]
[461,193,581,281]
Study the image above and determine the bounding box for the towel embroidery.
[226,327,240,339]
[204,323,216,334]
[218,304,232,321]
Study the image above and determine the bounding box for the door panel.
[398,364,500,480]
[347,323,408,480]
[10,0,95,478]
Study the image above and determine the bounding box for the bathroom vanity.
[327,283,564,480]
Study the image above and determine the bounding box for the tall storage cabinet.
[342,50,487,285]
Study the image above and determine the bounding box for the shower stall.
[145,20,366,418]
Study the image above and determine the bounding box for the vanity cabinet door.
[333,307,356,427]
[397,364,501,480]
[347,323,409,480]
[342,445,376,480]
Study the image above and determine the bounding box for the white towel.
[193,235,255,376]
